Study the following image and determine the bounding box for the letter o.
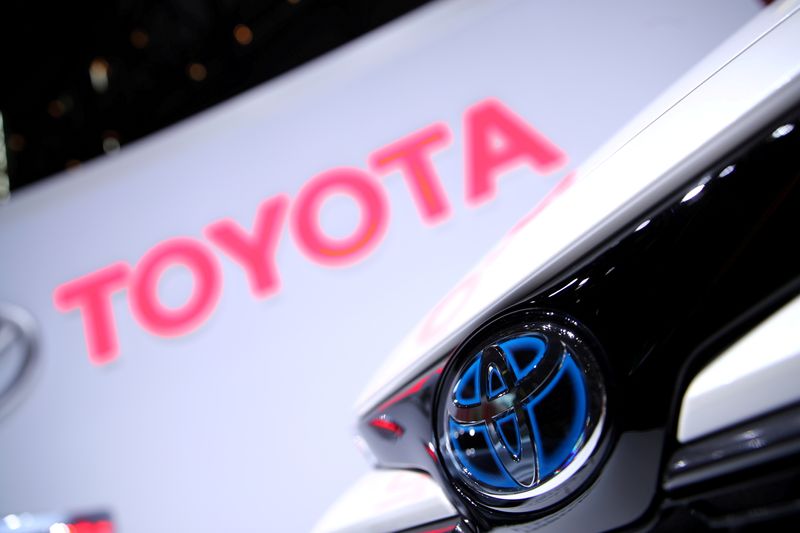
[291,167,389,267]
[129,237,222,337]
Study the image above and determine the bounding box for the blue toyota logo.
[438,317,605,506]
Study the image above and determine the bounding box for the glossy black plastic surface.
[665,402,800,491]
[358,105,800,530]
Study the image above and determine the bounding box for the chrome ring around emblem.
[435,310,607,514]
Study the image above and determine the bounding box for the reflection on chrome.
[741,429,760,440]
[549,278,578,297]
[681,183,705,203]
[771,123,795,139]
[718,164,735,178]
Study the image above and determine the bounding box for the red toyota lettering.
[465,98,566,206]
[129,237,222,337]
[291,167,389,267]
[53,262,131,365]
[369,123,452,225]
[205,194,289,298]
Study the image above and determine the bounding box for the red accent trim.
[376,367,444,413]
[420,526,456,533]
[369,417,405,437]
[425,442,438,463]
[376,375,429,413]
[67,520,114,533]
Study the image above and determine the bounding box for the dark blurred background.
[0,0,432,195]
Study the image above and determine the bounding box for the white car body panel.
[312,469,456,533]
[678,293,800,443]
